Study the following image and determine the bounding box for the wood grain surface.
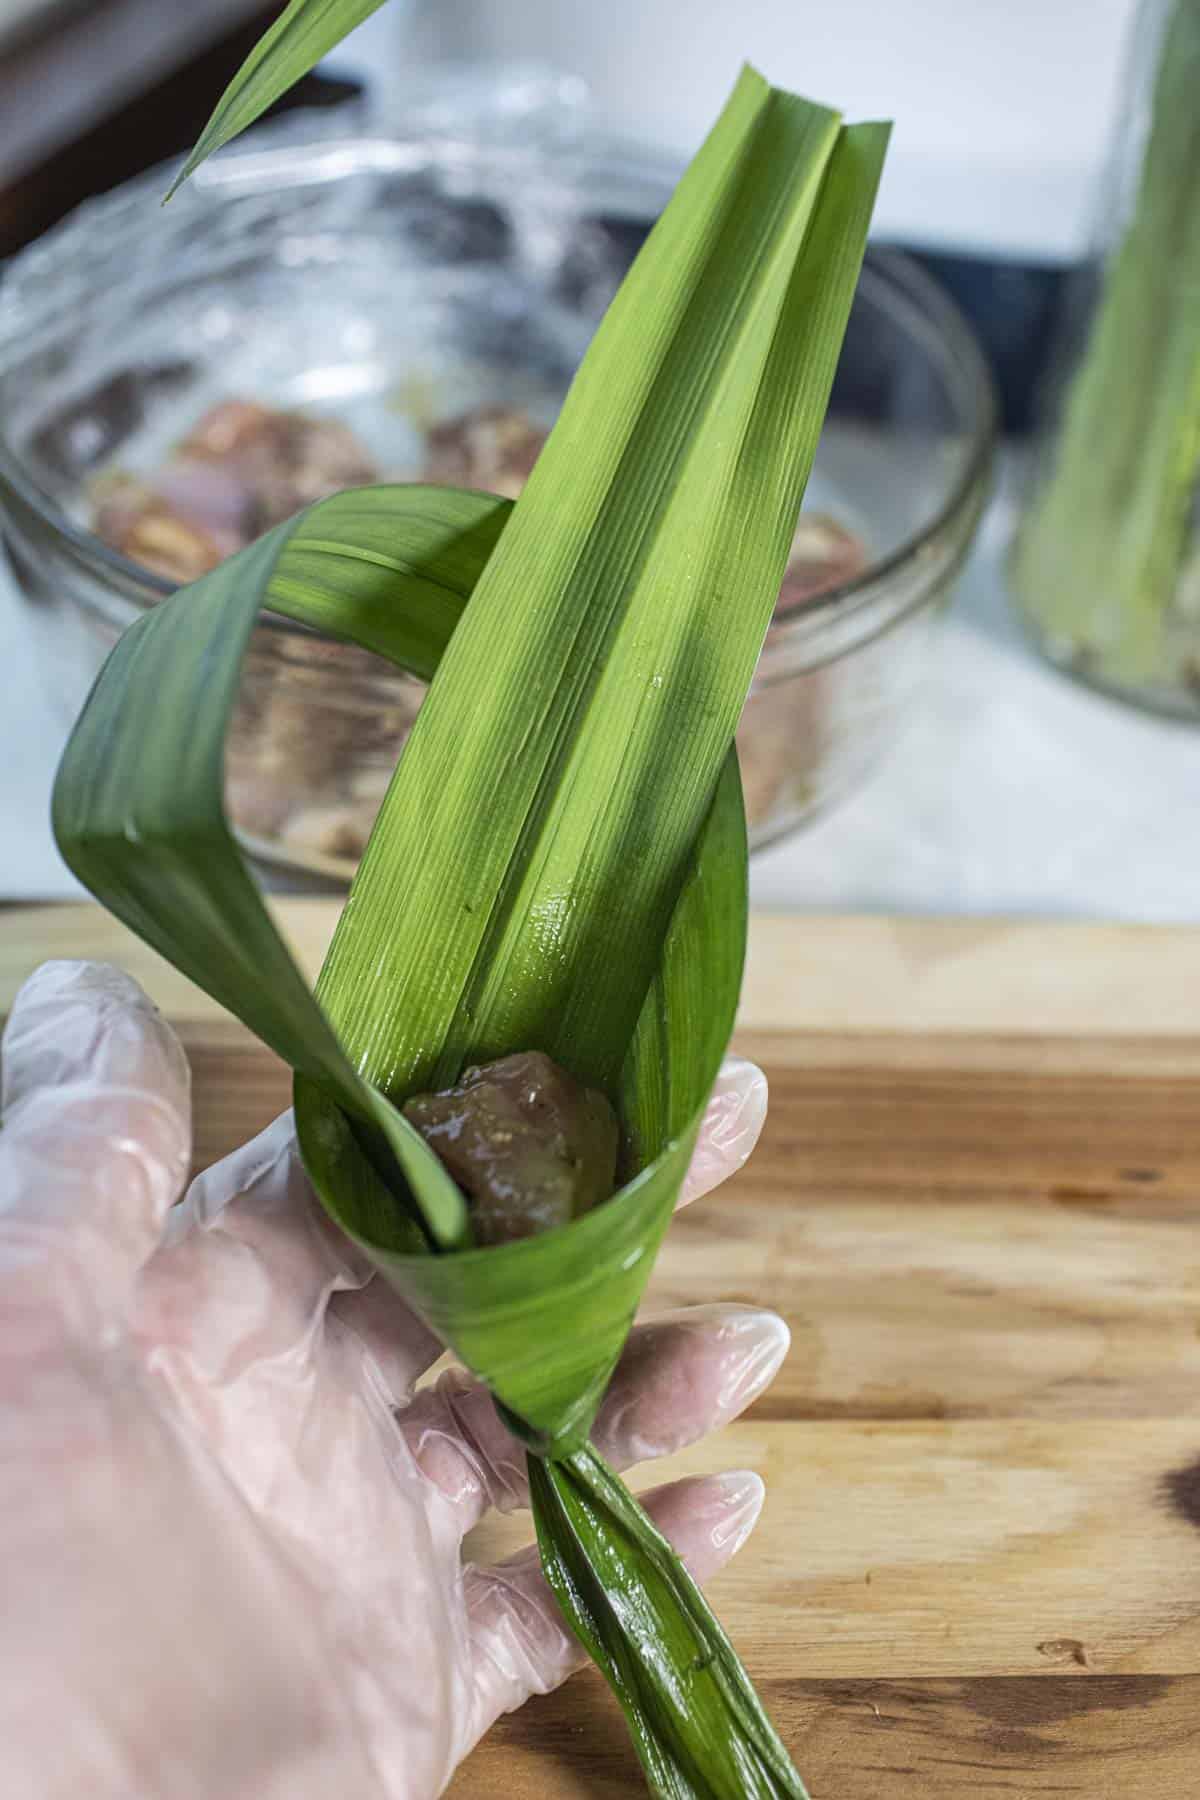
[4,904,1200,1796]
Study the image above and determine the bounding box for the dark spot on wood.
[1050,1184,1113,1204]
[1119,1166,1162,1183]
[961,1676,1174,1734]
[985,1729,1049,1758]
[1037,1638,1089,1666]
[1162,1455,1200,1530]
[755,1386,952,1423]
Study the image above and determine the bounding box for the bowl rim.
[0,145,997,649]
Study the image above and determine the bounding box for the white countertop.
[5,459,1200,918]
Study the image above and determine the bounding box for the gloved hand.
[0,960,785,1800]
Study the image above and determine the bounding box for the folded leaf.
[297,748,745,1452]
[310,76,888,1112]
[268,483,508,679]
[57,60,890,1800]
[52,485,512,1251]
[53,466,767,1792]
[291,74,886,1451]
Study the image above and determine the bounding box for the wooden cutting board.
[4,903,1200,1796]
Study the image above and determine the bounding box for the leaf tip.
[161,163,193,205]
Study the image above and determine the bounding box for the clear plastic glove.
[0,961,783,1800]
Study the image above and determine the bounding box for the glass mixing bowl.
[0,101,995,881]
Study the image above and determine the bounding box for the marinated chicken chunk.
[403,1051,619,1246]
[421,406,547,500]
[90,400,380,580]
[180,400,379,529]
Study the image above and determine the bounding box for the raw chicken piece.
[422,406,547,501]
[734,515,867,829]
[776,513,868,612]
[403,1051,619,1245]
[180,400,380,528]
[151,457,258,543]
[91,476,238,583]
[89,398,380,582]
